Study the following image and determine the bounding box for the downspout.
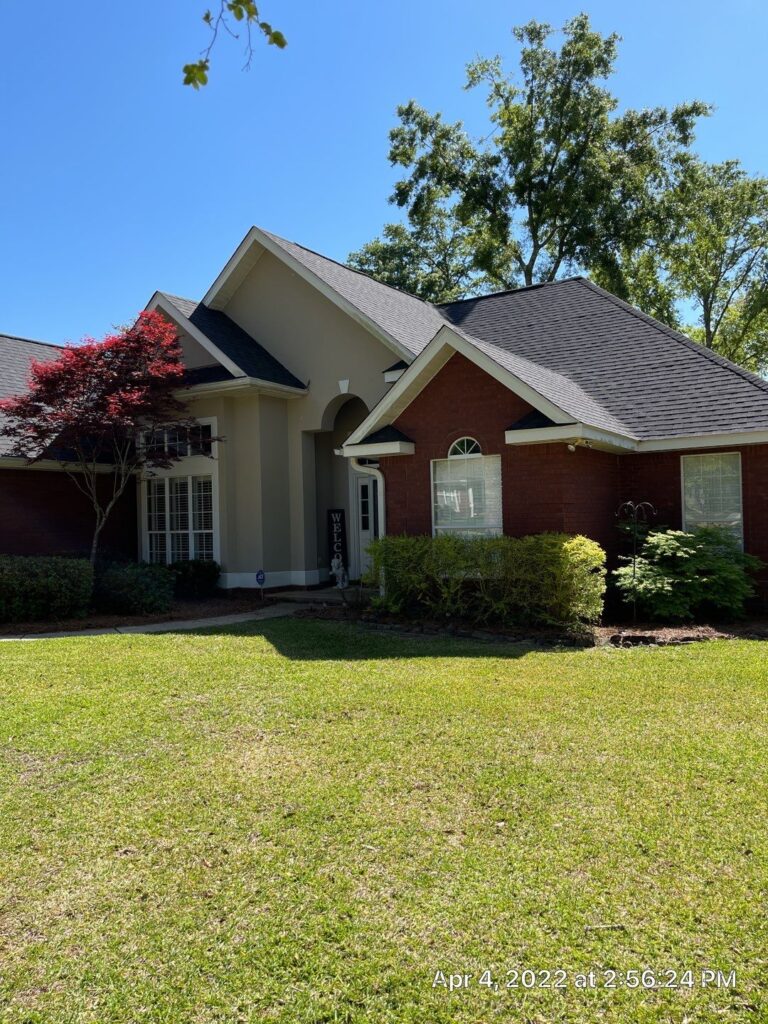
[349,456,386,539]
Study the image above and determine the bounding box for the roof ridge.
[260,228,444,310]
[437,277,586,308]
[577,278,768,398]
[0,332,62,349]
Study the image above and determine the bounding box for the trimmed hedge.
[0,556,93,622]
[614,526,762,621]
[93,562,175,615]
[365,533,606,626]
[171,559,221,599]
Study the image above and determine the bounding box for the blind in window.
[682,453,743,541]
[432,455,502,536]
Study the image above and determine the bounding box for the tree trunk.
[90,520,105,567]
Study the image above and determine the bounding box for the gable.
[218,250,410,422]
[392,352,535,447]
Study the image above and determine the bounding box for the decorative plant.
[0,312,201,565]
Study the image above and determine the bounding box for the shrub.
[171,559,221,599]
[365,533,606,626]
[613,526,762,622]
[0,556,93,622]
[93,562,174,615]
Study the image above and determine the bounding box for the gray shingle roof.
[360,425,414,445]
[260,230,446,357]
[439,279,768,440]
[0,334,63,456]
[161,294,305,391]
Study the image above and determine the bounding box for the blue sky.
[1,0,766,344]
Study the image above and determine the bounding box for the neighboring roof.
[160,293,305,391]
[360,425,414,445]
[439,279,768,440]
[258,230,446,358]
[0,334,63,456]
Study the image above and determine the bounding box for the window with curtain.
[432,439,502,537]
[681,452,743,542]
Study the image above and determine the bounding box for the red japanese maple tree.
[0,311,197,564]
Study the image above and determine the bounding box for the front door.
[357,475,378,577]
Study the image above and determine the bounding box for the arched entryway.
[313,396,373,581]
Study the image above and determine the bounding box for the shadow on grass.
[178,614,577,662]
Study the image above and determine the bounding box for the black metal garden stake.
[616,500,656,622]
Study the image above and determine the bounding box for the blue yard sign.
[255,569,266,587]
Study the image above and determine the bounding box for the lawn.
[0,619,766,1023]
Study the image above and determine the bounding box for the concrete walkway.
[0,602,298,642]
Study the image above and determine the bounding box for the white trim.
[384,368,406,383]
[220,569,324,589]
[505,422,636,452]
[638,430,768,452]
[0,456,115,473]
[202,227,417,363]
[343,440,415,458]
[680,451,744,545]
[146,293,245,379]
[180,375,306,399]
[345,326,575,449]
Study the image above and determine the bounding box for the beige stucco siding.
[224,252,397,431]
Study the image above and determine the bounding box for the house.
[0,334,137,559]
[3,225,768,594]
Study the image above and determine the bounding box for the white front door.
[357,475,378,577]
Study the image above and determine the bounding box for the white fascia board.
[183,377,306,400]
[342,441,415,458]
[0,456,115,473]
[202,227,416,364]
[201,228,266,309]
[146,293,246,380]
[346,326,575,447]
[505,423,637,452]
[637,430,768,452]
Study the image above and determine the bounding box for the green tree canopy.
[352,15,709,298]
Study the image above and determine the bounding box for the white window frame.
[430,439,503,538]
[141,417,220,564]
[680,451,743,545]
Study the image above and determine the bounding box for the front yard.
[1,619,766,1022]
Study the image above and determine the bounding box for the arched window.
[432,437,502,537]
[448,436,482,458]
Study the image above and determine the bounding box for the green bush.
[93,562,175,615]
[365,533,606,626]
[171,559,221,599]
[613,526,762,621]
[0,556,93,622]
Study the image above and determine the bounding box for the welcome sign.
[327,508,348,569]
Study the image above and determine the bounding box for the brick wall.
[381,352,622,550]
[377,351,768,585]
[0,467,137,559]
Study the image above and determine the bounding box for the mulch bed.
[296,604,768,648]
[0,589,277,636]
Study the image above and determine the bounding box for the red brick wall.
[381,352,622,550]
[378,352,768,586]
[0,467,137,559]
[622,445,768,587]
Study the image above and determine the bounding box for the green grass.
[0,619,766,1023]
